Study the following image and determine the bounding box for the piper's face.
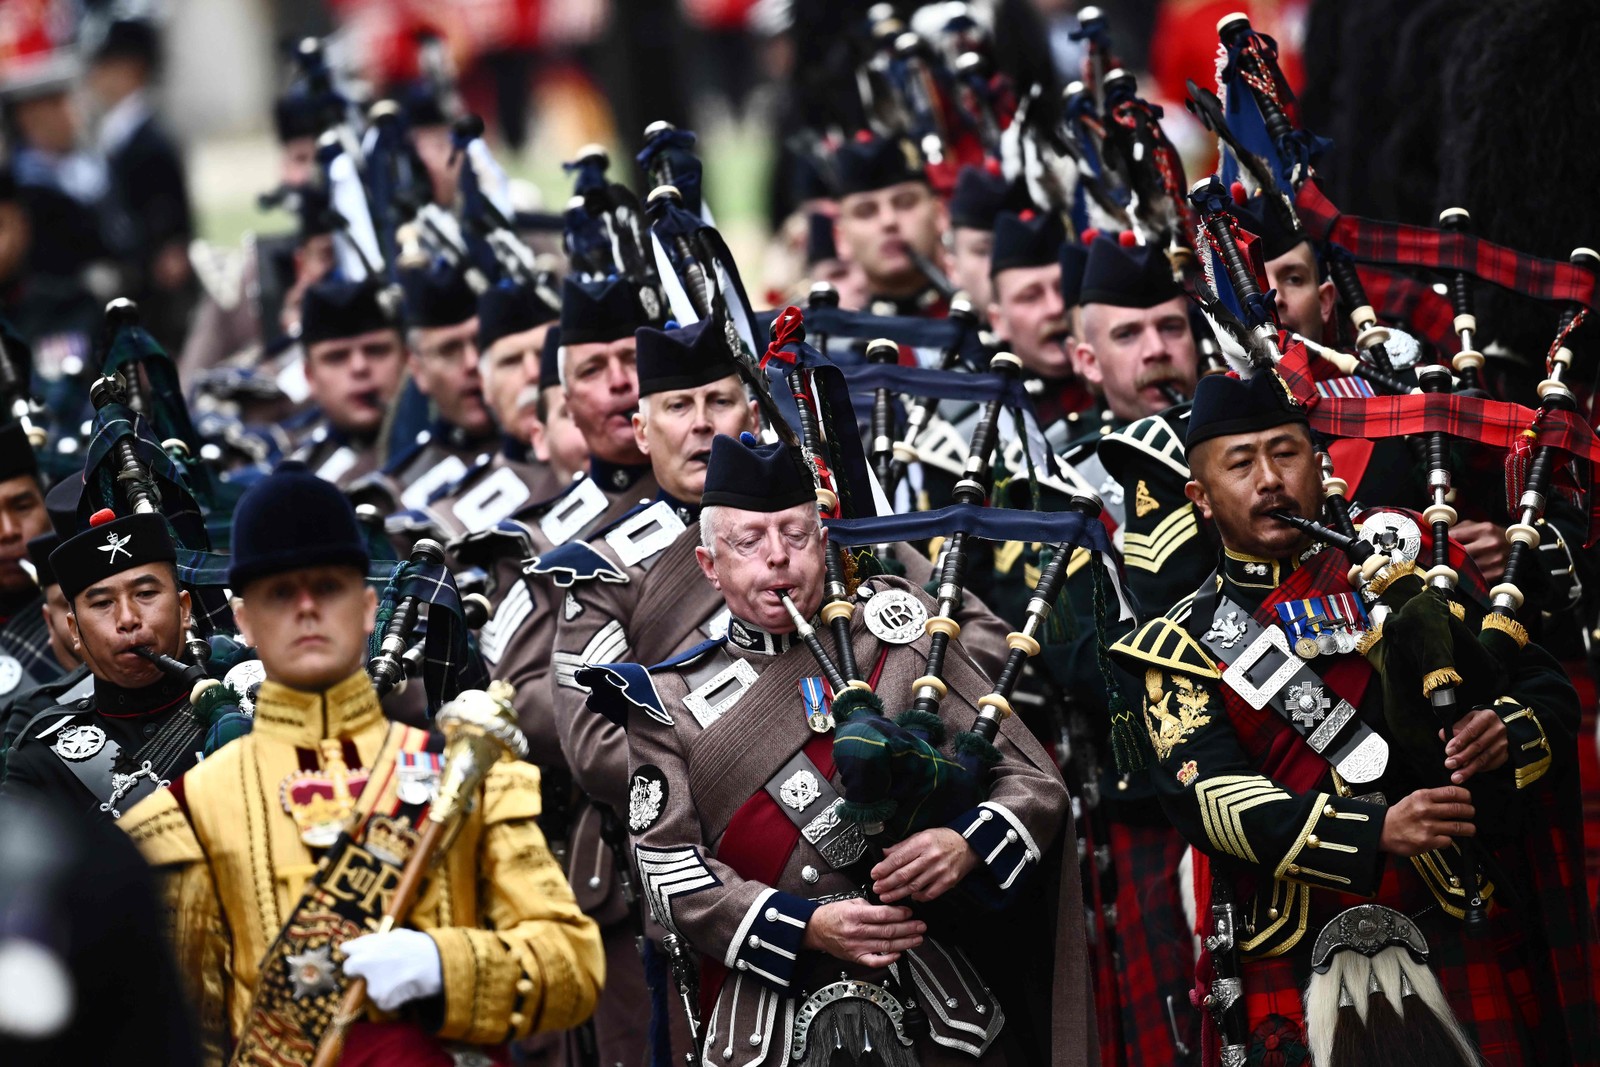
[305,328,405,436]
[696,502,826,633]
[0,474,48,595]
[1186,423,1322,561]
[482,323,552,446]
[1265,242,1335,341]
[633,376,758,503]
[1073,296,1197,420]
[531,384,591,483]
[949,227,994,309]
[563,337,645,466]
[836,180,945,293]
[235,565,376,692]
[68,564,189,689]
[410,317,493,438]
[990,261,1072,379]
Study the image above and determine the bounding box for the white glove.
[340,929,443,1012]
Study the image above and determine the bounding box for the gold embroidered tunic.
[122,669,604,1063]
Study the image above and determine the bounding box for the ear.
[362,583,379,638]
[631,411,650,455]
[407,351,432,395]
[528,418,551,462]
[694,546,722,590]
[66,607,81,653]
[1184,477,1212,520]
[1073,339,1102,385]
[178,589,192,633]
[986,299,1003,333]
[233,598,253,647]
[746,399,761,432]
[1318,279,1337,334]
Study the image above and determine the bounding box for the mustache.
[1134,366,1186,391]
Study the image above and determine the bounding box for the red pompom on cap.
[1018,208,1035,222]
[1082,227,1101,244]
[1230,181,1248,206]
[1118,230,1139,247]
[854,128,875,144]
[89,508,117,528]
[983,157,1002,176]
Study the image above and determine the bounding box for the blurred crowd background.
[0,0,1327,353]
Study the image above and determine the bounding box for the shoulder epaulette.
[1109,616,1221,679]
[1098,411,1191,482]
[524,540,629,588]
[575,662,671,730]
[381,429,433,475]
[653,636,727,671]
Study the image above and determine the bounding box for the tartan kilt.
[1217,859,1580,1067]
[1109,821,1199,1067]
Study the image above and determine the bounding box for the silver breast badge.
[223,659,267,715]
[52,723,107,761]
[779,769,822,812]
[1203,610,1248,649]
[0,655,21,695]
[285,944,339,1000]
[1359,511,1423,565]
[862,588,929,645]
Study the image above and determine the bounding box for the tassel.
[1306,951,1369,1065]
[1328,978,1373,1067]
[1360,964,1410,1064]
[1420,668,1464,698]
[892,709,946,746]
[1393,953,1486,1067]
[800,1000,916,1067]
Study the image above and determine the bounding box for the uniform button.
[1323,804,1337,817]
[802,866,819,884]
[976,1005,987,1014]
[516,979,534,995]
[764,907,779,922]
[748,1034,762,1047]
[978,810,994,822]
[748,935,761,949]
[77,699,90,710]
[588,877,601,889]
[735,960,748,971]
[143,723,158,738]
[509,1012,525,1028]
[1267,908,1280,920]
[1286,864,1301,875]
[1306,835,1320,849]
[1005,830,1018,844]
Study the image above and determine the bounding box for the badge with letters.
[862,588,928,645]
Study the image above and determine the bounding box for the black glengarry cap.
[701,433,815,512]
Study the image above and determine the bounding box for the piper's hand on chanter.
[871,827,979,903]
[1379,786,1475,856]
[1439,708,1509,784]
[802,899,926,967]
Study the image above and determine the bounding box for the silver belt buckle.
[1222,625,1300,709]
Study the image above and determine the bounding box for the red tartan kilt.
[340,1021,510,1066]
[1109,821,1198,1067]
[1227,864,1549,1067]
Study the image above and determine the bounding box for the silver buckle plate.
[539,477,608,545]
[1222,625,1300,709]
[682,657,759,729]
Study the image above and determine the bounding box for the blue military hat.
[300,278,391,346]
[948,163,1010,230]
[989,209,1065,278]
[701,433,814,512]
[1078,236,1184,308]
[636,320,737,398]
[0,420,38,483]
[477,280,558,351]
[1233,194,1306,262]
[1060,242,1090,308]
[1184,372,1308,453]
[832,131,925,197]
[50,510,176,604]
[228,460,369,591]
[273,86,321,143]
[560,276,647,347]
[400,261,477,329]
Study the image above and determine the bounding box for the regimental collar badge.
[99,531,133,563]
[862,588,928,645]
[727,617,795,656]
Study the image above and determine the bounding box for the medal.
[1295,636,1320,660]
[395,752,441,806]
[0,655,21,695]
[862,588,929,645]
[1316,631,1339,656]
[800,676,834,734]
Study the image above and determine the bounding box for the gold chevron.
[1122,505,1199,572]
[1195,774,1291,864]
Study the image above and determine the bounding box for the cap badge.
[99,531,133,563]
